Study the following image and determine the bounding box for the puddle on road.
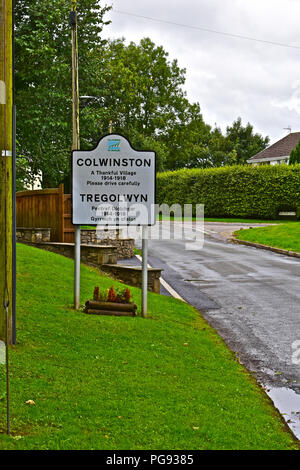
[266,387,300,440]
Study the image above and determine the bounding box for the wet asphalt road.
[140,222,300,393]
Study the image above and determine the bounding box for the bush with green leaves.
[157,164,300,219]
[289,141,300,165]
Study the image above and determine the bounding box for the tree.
[164,115,240,170]
[164,105,218,170]
[16,5,270,180]
[15,0,111,187]
[80,38,243,171]
[289,141,300,164]
[224,117,269,165]
[79,37,192,170]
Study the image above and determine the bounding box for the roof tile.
[249,132,300,161]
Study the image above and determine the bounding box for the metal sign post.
[70,1,81,309]
[74,226,81,309]
[142,226,148,318]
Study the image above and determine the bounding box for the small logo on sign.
[108,139,120,151]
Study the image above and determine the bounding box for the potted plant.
[84,286,137,316]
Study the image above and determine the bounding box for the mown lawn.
[158,215,296,224]
[204,218,296,224]
[0,243,298,450]
[83,218,296,227]
[235,223,300,253]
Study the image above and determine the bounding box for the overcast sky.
[101,0,300,144]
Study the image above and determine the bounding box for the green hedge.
[157,165,300,219]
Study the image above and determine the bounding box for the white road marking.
[159,277,186,302]
[135,254,186,302]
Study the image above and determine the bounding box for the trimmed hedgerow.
[157,164,300,219]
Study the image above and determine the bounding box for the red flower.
[93,286,100,301]
[108,286,117,302]
[124,288,132,303]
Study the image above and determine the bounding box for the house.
[247,132,300,165]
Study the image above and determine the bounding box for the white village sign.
[72,134,156,317]
[72,134,156,226]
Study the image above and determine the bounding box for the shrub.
[289,142,300,165]
[92,286,133,303]
[107,286,117,302]
[156,164,300,219]
[93,286,100,301]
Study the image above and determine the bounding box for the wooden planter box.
[84,300,137,317]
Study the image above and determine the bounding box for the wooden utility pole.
[0,0,13,434]
[70,0,81,309]
[0,0,13,343]
[71,0,80,152]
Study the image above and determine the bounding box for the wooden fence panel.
[63,194,75,243]
[16,184,66,242]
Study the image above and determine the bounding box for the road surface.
[134,221,300,437]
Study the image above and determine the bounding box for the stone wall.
[17,227,135,259]
[101,264,162,294]
[81,229,117,243]
[17,228,162,293]
[17,227,51,243]
[97,238,135,259]
[22,241,118,267]
[81,229,134,259]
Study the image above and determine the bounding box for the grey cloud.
[103,1,300,143]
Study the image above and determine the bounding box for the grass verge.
[158,215,297,224]
[82,218,297,227]
[0,244,298,450]
[235,223,300,253]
